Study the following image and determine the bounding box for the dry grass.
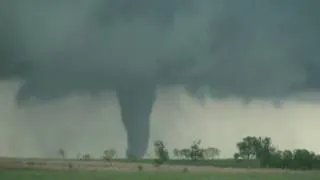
[0,157,297,173]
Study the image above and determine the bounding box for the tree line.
[233,136,320,170]
[57,136,320,170]
[153,136,320,170]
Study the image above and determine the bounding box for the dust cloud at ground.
[0,81,319,158]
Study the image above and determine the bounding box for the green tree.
[268,150,283,168]
[292,149,314,170]
[236,136,275,167]
[79,153,92,160]
[281,150,293,169]
[236,136,259,160]
[154,140,169,166]
[203,147,221,159]
[255,137,276,167]
[313,154,320,169]
[180,148,191,159]
[190,140,205,161]
[233,152,241,161]
[172,148,181,159]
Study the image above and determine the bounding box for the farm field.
[0,157,319,180]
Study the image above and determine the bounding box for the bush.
[137,165,143,171]
[102,149,117,161]
[68,163,73,169]
[182,167,189,172]
[233,153,241,161]
[78,152,92,160]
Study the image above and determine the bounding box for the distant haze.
[1,81,319,158]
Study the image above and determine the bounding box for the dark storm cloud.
[1,0,319,101]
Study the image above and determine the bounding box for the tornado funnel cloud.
[116,83,156,158]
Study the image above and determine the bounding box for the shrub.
[68,163,73,169]
[182,167,189,172]
[78,152,92,160]
[102,149,117,161]
[137,165,143,171]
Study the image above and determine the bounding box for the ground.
[0,157,319,180]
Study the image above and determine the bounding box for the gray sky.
[1,81,319,158]
[1,0,320,159]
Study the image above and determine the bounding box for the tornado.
[116,82,156,158]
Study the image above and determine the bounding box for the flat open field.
[0,157,319,180]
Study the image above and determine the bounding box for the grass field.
[1,169,320,180]
[115,158,262,168]
[0,158,319,180]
